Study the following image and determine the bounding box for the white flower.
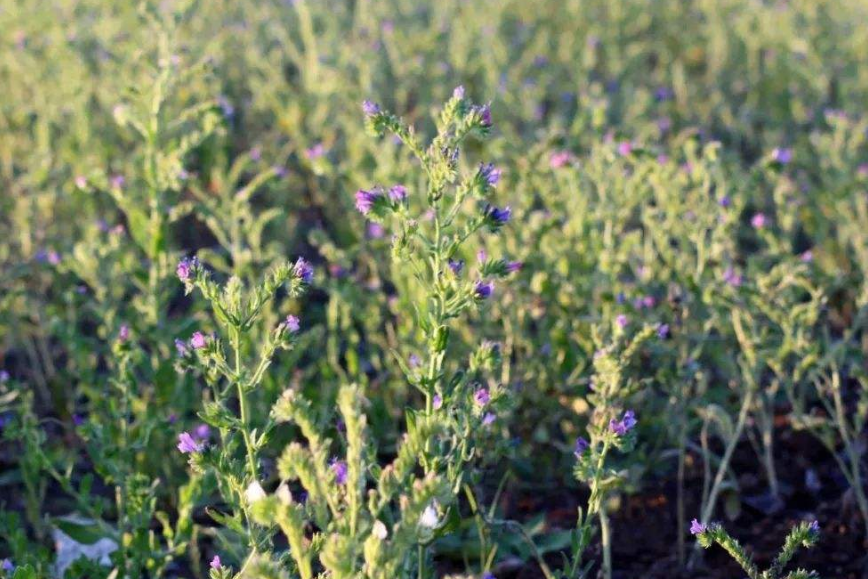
[245,480,267,504]
[419,503,439,529]
[276,483,293,505]
[372,520,388,540]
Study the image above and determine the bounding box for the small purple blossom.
[210,555,222,570]
[657,323,670,339]
[1,559,13,573]
[473,388,491,406]
[0,370,10,383]
[176,257,195,282]
[305,143,325,159]
[409,354,420,368]
[477,249,488,263]
[294,257,314,284]
[772,147,793,165]
[118,324,130,342]
[478,104,492,128]
[574,436,589,456]
[550,150,573,169]
[110,174,126,189]
[190,332,207,350]
[690,519,707,535]
[285,315,300,333]
[388,184,407,201]
[800,250,813,263]
[362,100,381,116]
[355,189,379,215]
[432,394,443,410]
[506,261,523,273]
[448,259,464,275]
[609,410,637,436]
[482,412,496,426]
[808,520,820,534]
[367,222,385,239]
[174,339,189,357]
[474,280,494,300]
[718,195,731,208]
[478,163,501,187]
[616,314,629,328]
[751,212,767,229]
[177,432,204,454]
[193,424,211,441]
[453,85,465,100]
[331,460,348,485]
[617,141,633,156]
[723,267,743,287]
[484,204,511,226]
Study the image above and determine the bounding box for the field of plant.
[1,0,868,577]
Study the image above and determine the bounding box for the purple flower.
[47,250,61,265]
[642,295,656,308]
[474,280,494,300]
[482,573,495,579]
[473,388,491,406]
[574,436,589,456]
[550,150,573,169]
[432,394,443,410]
[656,323,670,339]
[190,332,207,350]
[484,204,511,227]
[294,257,314,284]
[506,261,523,273]
[177,432,204,454]
[388,184,407,201]
[1,559,13,572]
[110,174,126,189]
[331,460,348,485]
[453,85,465,100]
[808,520,820,534]
[477,249,488,264]
[690,519,707,535]
[478,163,501,187]
[0,370,8,383]
[615,314,629,328]
[478,104,492,128]
[305,143,325,159]
[176,257,195,282]
[174,339,189,357]
[72,414,84,426]
[217,96,235,117]
[210,555,222,570]
[482,412,496,426]
[609,410,637,436]
[723,267,743,287]
[772,147,793,165]
[617,141,633,156]
[285,315,300,333]
[751,212,767,229]
[448,260,464,275]
[367,222,385,239]
[194,424,211,441]
[355,189,379,215]
[362,100,380,116]
[118,324,130,342]
[800,250,813,263]
[250,146,262,161]
[409,354,420,368]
